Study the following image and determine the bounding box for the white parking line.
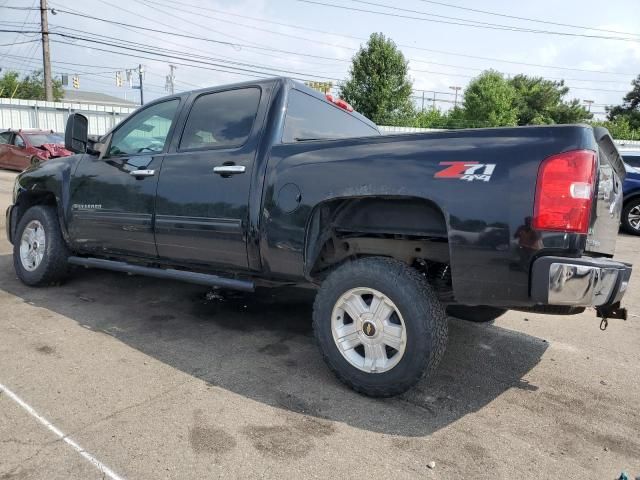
[0,381,125,480]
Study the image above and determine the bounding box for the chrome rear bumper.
[531,256,632,307]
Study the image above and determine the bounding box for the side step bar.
[67,256,255,292]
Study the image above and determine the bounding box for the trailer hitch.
[596,302,627,331]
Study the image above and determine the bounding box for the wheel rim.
[628,205,640,230]
[331,287,407,373]
[19,220,46,272]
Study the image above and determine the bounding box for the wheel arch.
[624,190,640,205]
[303,195,450,281]
[11,190,68,245]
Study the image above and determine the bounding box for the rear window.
[622,154,640,169]
[282,90,378,143]
[0,132,10,144]
[25,133,64,147]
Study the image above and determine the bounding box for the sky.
[0,0,639,119]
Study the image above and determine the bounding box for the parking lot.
[0,167,638,479]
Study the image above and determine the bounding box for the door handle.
[213,165,246,175]
[130,169,155,177]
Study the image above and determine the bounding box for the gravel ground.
[0,168,638,479]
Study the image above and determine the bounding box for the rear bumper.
[531,256,632,307]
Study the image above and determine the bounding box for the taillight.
[533,149,596,234]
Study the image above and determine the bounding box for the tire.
[621,198,640,236]
[446,305,507,323]
[313,257,448,397]
[30,156,40,167]
[13,205,70,286]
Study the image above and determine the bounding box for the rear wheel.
[13,205,70,286]
[447,305,507,323]
[622,198,640,236]
[313,257,448,397]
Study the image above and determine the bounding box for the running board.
[67,256,255,292]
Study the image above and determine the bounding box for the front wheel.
[313,257,448,397]
[622,198,640,236]
[13,205,70,286]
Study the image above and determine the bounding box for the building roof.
[62,90,137,107]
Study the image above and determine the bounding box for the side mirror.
[65,113,88,153]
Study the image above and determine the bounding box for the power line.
[132,0,637,77]
[43,5,636,93]
[40,5,639,78]
[298,0,640,42]
[3,25,630,98]
[55,28,633,94]
[128,0,634,87]
[414,0,640,37]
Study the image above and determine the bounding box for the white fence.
[2,103,639,149]
[378,125,640,149]
[0,98,135,135]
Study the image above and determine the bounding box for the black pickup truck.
[5,77,632,396]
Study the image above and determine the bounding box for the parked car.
[0,129,72,171]
[620,148,640,235]
[5,78,632,397]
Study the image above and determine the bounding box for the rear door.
[154,86,265,269]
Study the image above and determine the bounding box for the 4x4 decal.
[435,161,496,182]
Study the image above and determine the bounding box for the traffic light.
[115,71,123,87]
[72,75,80,89]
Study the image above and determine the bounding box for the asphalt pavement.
[0,169,638,479]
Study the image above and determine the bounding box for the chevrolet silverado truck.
[5,78,632,397]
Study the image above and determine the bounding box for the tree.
[462,70,518,127]
[591,117,640,140]
[509,75,591,125]
[607,74,640,130]
[0,70,64,101]
[340,33,414,124]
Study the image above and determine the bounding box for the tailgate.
[586,127,626,256]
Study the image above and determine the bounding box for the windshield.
[25,133,64,147]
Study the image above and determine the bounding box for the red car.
[0,129,73,171]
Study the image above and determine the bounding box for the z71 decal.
[434,161,496,182]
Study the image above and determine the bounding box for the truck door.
[68,98,181,257]
[154,86,264,270]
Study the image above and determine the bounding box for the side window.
[13,135,25,147]
[108,99,179,156]
[282,90,378,143]
[179,88,261,150]
[0,132,11,144]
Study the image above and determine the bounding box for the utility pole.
[449,86,461,107]
[583,99,594,112]
[138,64,144,105]
[40,0,53,101]
[166,64,177,94]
